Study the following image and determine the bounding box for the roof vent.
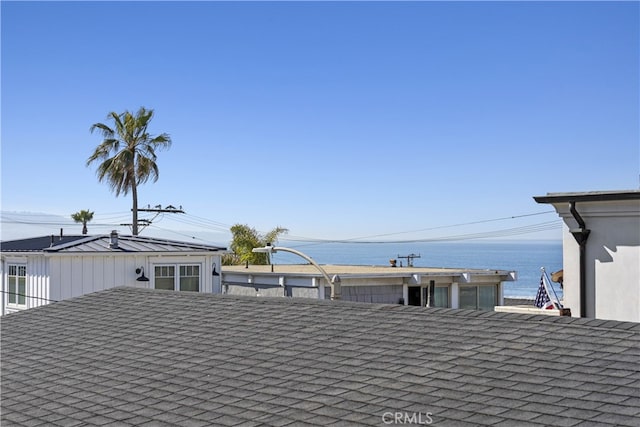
[109,230,119,249]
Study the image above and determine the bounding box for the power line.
[2,210,560,244]
[145,223,225,246]
[284,220,562,245]
[283,211,559,244]
[0,290,58,303]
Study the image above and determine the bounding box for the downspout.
[569,201,590,317]
[1,257,4,316]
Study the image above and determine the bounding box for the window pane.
[459,287,477,310]
[18,277,26,305]
[155,278,174,290]
[8,276,16,304]
[478,286,497,311]
[154,266,175,291]
[180,277,199,292]
[434,287,449,308]
[180,265,199,292]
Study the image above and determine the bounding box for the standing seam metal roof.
[1,234,226,253]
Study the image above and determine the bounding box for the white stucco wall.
[555,199,640,321]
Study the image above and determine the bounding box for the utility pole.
[397,253,421,267]
[121,205,185,234]
[137,205,185,214]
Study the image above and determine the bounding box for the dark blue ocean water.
[272,240,563,299]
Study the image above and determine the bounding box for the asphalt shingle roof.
[1,287,639,426]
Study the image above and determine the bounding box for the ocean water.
[273,240,564,299]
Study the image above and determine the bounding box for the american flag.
[534,275,555,309]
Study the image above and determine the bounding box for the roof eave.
[534,189,640,204]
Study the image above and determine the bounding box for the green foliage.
[223,224,288,265]
[70,209,94,235]
[87,107,171,235]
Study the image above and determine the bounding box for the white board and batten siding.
[48,254,149,301]
[2,233,226,315]
[48,254,220,301]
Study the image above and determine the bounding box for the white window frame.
[6,264,27,308]
[152,263,202,292]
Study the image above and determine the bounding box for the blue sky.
[2,1,638,245]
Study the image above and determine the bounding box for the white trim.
[151,261,204,293]
[5,263,27,310]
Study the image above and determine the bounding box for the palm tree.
[223,224,289,265]
[87,107,171,235]
[71,209,94,235]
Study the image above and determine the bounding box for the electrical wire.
[2,209,561,244]
[0,290,58,303]
[280,211,560,244]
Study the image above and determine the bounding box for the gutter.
[569,201,590,317]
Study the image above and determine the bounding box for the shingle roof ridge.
[41,286,640,333]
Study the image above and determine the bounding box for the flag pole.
[540,267,562,308]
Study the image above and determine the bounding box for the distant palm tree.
[87,107,171,235]
[223,224,289,265]
[71,209,94,235]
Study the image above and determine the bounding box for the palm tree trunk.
[132,181,139,236]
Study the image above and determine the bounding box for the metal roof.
[1,234,226,254]
[0,235,88,252]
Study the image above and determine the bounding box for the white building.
[222,264,516,310]
[1,231,226,315]
[534,190,640,322]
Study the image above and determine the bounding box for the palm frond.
[88,107,172,198]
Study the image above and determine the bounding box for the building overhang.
[534,189,640,204]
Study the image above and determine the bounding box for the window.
[7,265,27,306]
[419,284,450,308]
[459,286,478,310]
[459,285,497,311]
[478,286,497,310]
[154,264,200,292]
[179,265,199,292]
[154,266,175,291]
[433,286,449,308]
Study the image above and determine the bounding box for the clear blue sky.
[2,1,638,245]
